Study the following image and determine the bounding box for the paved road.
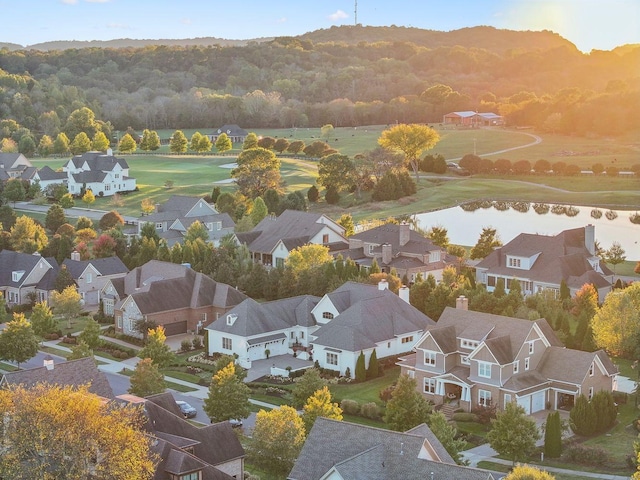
[12,201,138,224]
[447,130,542,162]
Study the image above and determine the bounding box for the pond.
[414,202,640,261]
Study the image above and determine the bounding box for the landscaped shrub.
[472,404,497,425]
[452,412,479,423]
[379,384,396,403]
[192,336,203,350]
[44,333,60,340]
[180,339,192,352]
[340,399,360,416]
[563,444,609,466]
[570,394,596,436]
[361,402,381,420]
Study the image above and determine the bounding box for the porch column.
[436,380,445,396]
[462,386,471,402]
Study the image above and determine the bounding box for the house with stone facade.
[399,298,618,415]
[106,260,246,337]
[207,280,435,376]
[138,195,235,247]
[475,224,614,302]
[338,222,448,283]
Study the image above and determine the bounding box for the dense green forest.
[0,25,638,139]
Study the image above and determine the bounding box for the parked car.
[176,400,197,419]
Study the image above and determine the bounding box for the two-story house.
[338,222,448,283]
[475,224,614,302]
[62,253,128,307]
[138,195,235,247]
[107,260,247,337]
[0,250,59,306]
[235,210,348,268]
[207,280,435,376]
[400,298,618,414]
[62,150,136,197]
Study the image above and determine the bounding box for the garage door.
[517,395,531,414]
[163,321,187,336]
[531,391,546,413]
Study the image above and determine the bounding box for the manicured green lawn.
[54,315,95,336]
[329,366,399,406]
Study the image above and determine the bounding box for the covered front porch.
[431,370,474,412]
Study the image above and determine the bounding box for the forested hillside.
[0,25,638,139]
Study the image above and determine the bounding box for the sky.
[1,0,638,52]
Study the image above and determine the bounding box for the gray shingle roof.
[0,250,57,288]
[476,226,612,289]
[351,223,439,252]
[242,210,344,254]
[312,285,435,351]
[538,346,618,385]
[432,307,562,365]
[206,295,320,337]
[63,256,128,278]
[68,151,129,171]
[144,393,245,467]
[0,357,113,399]
[36,165,67,181]
[288,418,494,480]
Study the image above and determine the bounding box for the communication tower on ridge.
[354,0,358,26]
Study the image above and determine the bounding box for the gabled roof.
[67,151,129,171]
[0,357,113,399]
[476,226,612,289]
[0,153,31,169]
[312,283,435,351]
[444,111,478,117]
[35,165,67,181]
[128,267,246,315]
[538,347,618,385]
[206,295,320,337]
[289,418,494,480]
[350,223,439,253]
[144,393,244,467]
[143,195,220,222]
[0,250,56,288]
[121,260,191,294]
[63,256,128,279]
[72,170,108,183]
[428,307,562,365]
[241,210,345,254]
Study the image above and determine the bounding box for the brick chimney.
[71,250,81,261]
[399,223,410,246]
[381,243,392,265]
[399,285,410,303]
[456,295,468,310]
[378,279,389,291]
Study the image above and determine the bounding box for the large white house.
[62,150,136,197]
[206,280,435,376]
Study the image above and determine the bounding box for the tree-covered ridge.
[0,25,638,137]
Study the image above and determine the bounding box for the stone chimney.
[585,224,595,255]
[43,355,54,370]
[456,295,469,311]
[381,243,392,265]
[378,279,389,291]
[71,250,81,261]
[107,147,113,156]
[399,223,410,246]
[399,285,410,303]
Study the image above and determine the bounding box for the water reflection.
[414,202,640,260]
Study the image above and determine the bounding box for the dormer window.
[368,244,374,254]
[215,221,221,230]
[226,314,237,326]
[461,339,478,349]
[12,270,25,282]
[424,351,436,366]
[508,257,521,268]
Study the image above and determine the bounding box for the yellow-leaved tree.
[0,383,157,479]
[302,386,343,434]
[285,244,333,274]
[203,361,251,423]
[378,123,440,182]
[249,405,306,474]
[591,282,640,358]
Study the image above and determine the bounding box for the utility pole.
[354,0,358,26]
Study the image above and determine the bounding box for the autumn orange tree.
[0,383,157,479]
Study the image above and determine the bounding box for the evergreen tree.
[369,258,381,274]
[242,132,259,150]
[355,351,366,382]
[544,411,562,458]
[366,348,379,379]
[383,374,432,431]
[591,390,617,433]
[54,265,75,293]
[569,394,596,436]
[45,204,67,233]
[169,130,188,153]
[215,132,232,153]
[117,133,137,154]
[307,185,319,203]
[560,279,571,301]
